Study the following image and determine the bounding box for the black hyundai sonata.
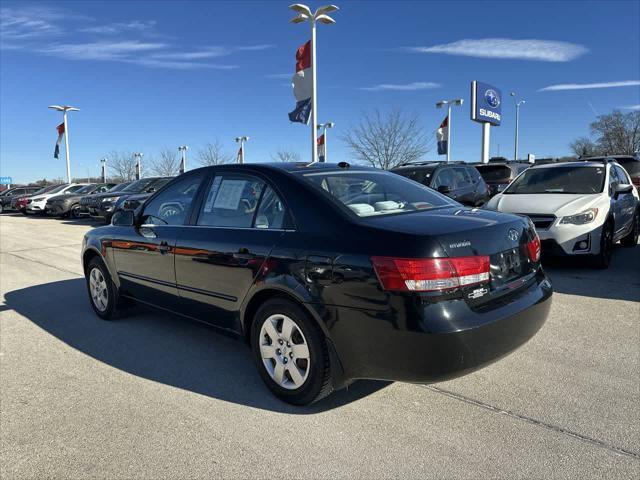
[81,162,552,405]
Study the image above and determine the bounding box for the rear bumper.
[325,271,552,383]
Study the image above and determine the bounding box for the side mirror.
[437,185,452,194]
[615,183,634,195]
[112,209,135,226]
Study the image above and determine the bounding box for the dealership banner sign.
[0,177,12,184]
[471,81,502,126]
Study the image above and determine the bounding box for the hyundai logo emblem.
[485,89,500,108]
[507,229,520,242]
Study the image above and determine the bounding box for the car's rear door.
[613,165,635,235]
[453,167,476,205]
[112,172,207,310]
[174,172,289,333]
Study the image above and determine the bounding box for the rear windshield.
[616,158,640,175]
[505,166,605,194]
[300,170,454,217]
[475,165,512,182]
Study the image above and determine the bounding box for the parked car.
[486,159,639,268]
[26,184,90,215]
[82,163,551,405]
[46,183,117,218]
[391,162,490,206]
[85,177,172,224]
[79,182,130,217]
[0,186,41,213]
[13,185,61,214]
[475,162,531,196]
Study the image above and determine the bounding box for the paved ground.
[1,213,638,479]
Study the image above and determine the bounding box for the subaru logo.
[507,229,520,243]
[485,89,500,108]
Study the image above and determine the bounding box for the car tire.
[593,221,614,269]
[86,257,123,320]
[620,209,639,247]
[70,204,82,219]
[251,297,332,405]
[0,204,4,214]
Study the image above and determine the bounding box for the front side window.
[614,165,630,184]
[432,169,456,189]
[454,167,472,187]
[505,166,606,195]
[299,170,454,217]
[197,175,265,228]
[142,173,204,225]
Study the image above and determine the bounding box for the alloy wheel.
[89,267,109,312]
[259,314,310,390]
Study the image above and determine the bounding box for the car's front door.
[174,173,290,332]
[112,172,206,309]
[613,165,635,236]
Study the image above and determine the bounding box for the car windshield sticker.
[213,179,247,210]
[203,176,222,213]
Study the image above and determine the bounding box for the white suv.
[486,160,639,268]
[26,183,89,215]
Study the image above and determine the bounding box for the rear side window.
[142,173,205,225]
[432,168,456,189]
[453,167,472,186]
[197,175,265,228]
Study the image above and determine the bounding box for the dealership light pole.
[290,4,338,163]
[235,136,249,164]
[133,152,143,180]
[48,105,79,183]
[100,158,107,182]
[317,122,334,162]
[511,92,525,161]
[178,145,188,174]
[436,99,464,163]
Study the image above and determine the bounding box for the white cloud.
[0,6,64,39]
[150,46,230,60]
[620,104,640,111]
[408,38,588,62]
[539,80,640,91]
[360,82,440,91]
[236,44,275,51]
[80,20,157,35]
[38,41,168,61]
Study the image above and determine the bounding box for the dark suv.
[474,162,531,197]
[0,186,41,213]
[391,162,490,207]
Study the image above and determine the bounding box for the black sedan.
[81,163,552,405]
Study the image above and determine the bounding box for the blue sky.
[1,0,639,184]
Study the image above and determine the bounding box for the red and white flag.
[436,116,448,155]
[54,123,64,159]
[236,145,243,164]
[288,40,312,124]
[317,134,325,162]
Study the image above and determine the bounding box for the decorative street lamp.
[235,136,249,164]
[289,4,339,163]
[317,122,334,162]
[178,145,188,174]
[133,152,143,180]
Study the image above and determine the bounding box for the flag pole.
[63,110,71,182]
[310,16,318,163]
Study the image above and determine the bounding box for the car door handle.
[158,242,171,254]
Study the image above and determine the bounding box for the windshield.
[46,184,69,195]
[121,178,158,193]
[505,166,605,194]
[300,170,454,217]
[476,165,513,182]
[149,177,172,190]
[107,182,128,192]
[74,185,96,194]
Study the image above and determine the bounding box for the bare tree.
[271,150,302,162]
[107,151,136,181]
[198,140,232,166]
[342,108,431,169]
[569,137,601,157]
[590,110,640,155]
[150,147,180,176]
[570,110,640,156]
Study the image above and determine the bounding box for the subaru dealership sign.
[471,81,502,126]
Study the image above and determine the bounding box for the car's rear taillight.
[527,234,541,262]
[371,256,490,292]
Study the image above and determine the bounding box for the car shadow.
[542,243,640,302]
[3,278,389,413]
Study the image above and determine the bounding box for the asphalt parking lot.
[0,213,638,479]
